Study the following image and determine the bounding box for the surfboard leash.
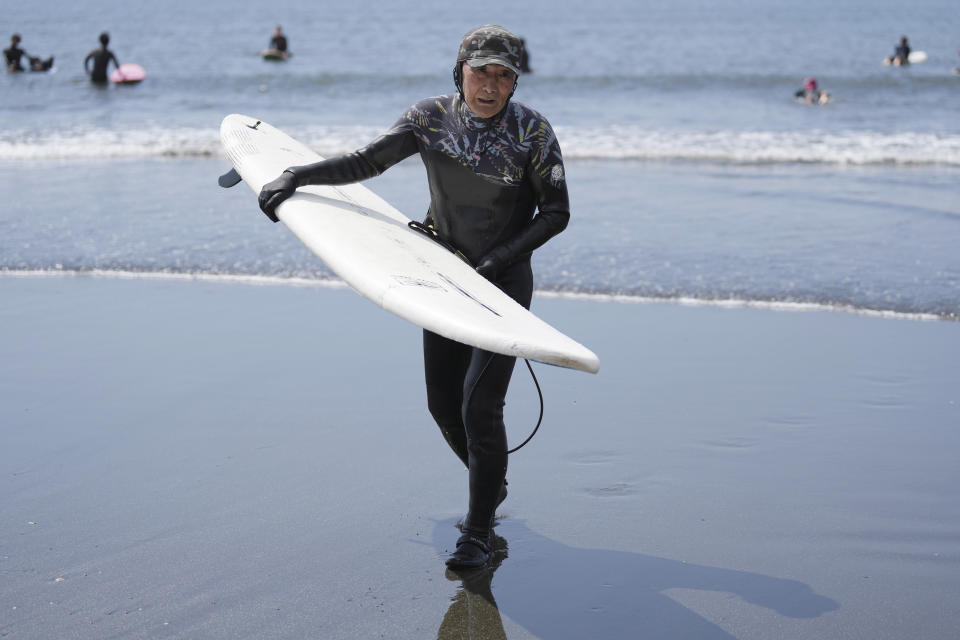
[466,353,545,455]
[408,220,546,454]
[508,359,544,454]
[408,221,471,265]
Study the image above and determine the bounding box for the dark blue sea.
[2,0,959,319]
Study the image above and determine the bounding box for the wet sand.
[1,275,958,639]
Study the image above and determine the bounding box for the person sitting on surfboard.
[262,26,290,60]
[270,26,288,54]
[258,24,569,570]
[84,32,119,83]
[885,36,911,66]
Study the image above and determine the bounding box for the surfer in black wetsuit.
[258,25,569,569]
[5,34,54,72]
[84,32,119,83]
[518,37,532,73]
[894,36,911,65]
[885,36,911,66]
[270,26,288,54]
[4,34,26,72]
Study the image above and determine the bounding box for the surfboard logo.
[392,275,445,290]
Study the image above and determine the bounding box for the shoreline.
[1,269,950,323]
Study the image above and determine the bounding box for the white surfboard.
[884,50,927,65]
[219,114,599,374]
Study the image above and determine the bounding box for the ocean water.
[2,0,959,319]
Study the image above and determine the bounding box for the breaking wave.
[3,125,959,167]
[1,268,952,322]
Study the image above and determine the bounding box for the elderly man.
[258,25,570,568]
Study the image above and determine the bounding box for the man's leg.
[423,329,472,467]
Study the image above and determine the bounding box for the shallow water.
[3,156,958,319]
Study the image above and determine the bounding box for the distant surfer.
[84,32,119,83]
[4,34,26,72]
[519,37,532,73]
[794,77,829,105]
[258,25,567,570]
[4,34,52,72]
[884,36,910,66]
[270,26,288,53]
[263,26,290,60]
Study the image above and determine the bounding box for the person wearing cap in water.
[258,24,570,569]
[794,77,829,105]
[84,32,119,83]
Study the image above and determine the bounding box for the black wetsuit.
[894,42,911,64]
[84,46,118,83]
[4,45,25,72]
[283,94,570,535]
[270,35,287,53]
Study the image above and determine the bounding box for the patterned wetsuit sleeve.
[286,110,421,187]
[487,119,570,263]
[527,122,571,233]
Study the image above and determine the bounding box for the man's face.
[461,62,516,118]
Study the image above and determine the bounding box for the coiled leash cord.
[508,358,543,454]
[409,220,545,454]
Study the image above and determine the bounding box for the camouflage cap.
[457,25,523,75]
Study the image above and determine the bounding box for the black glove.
[258,170,298,222]
[475,246,512,280]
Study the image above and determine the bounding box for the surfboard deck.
[219,114,599,374]
[111,63,145,84]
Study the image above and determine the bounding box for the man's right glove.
[257,170,298,222]
[475,245,512,281]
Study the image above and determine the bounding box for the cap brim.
[465,56,520,75]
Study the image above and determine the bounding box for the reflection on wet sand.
[438,530,509,640]
[434,518,838,640]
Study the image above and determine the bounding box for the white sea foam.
[0,125,382,161]
[0,127,222,160]
[1,268,948,322]
[535,290,945,322]
[0,268,349,289]
[3,125,959,166]
[554,127,960,166]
